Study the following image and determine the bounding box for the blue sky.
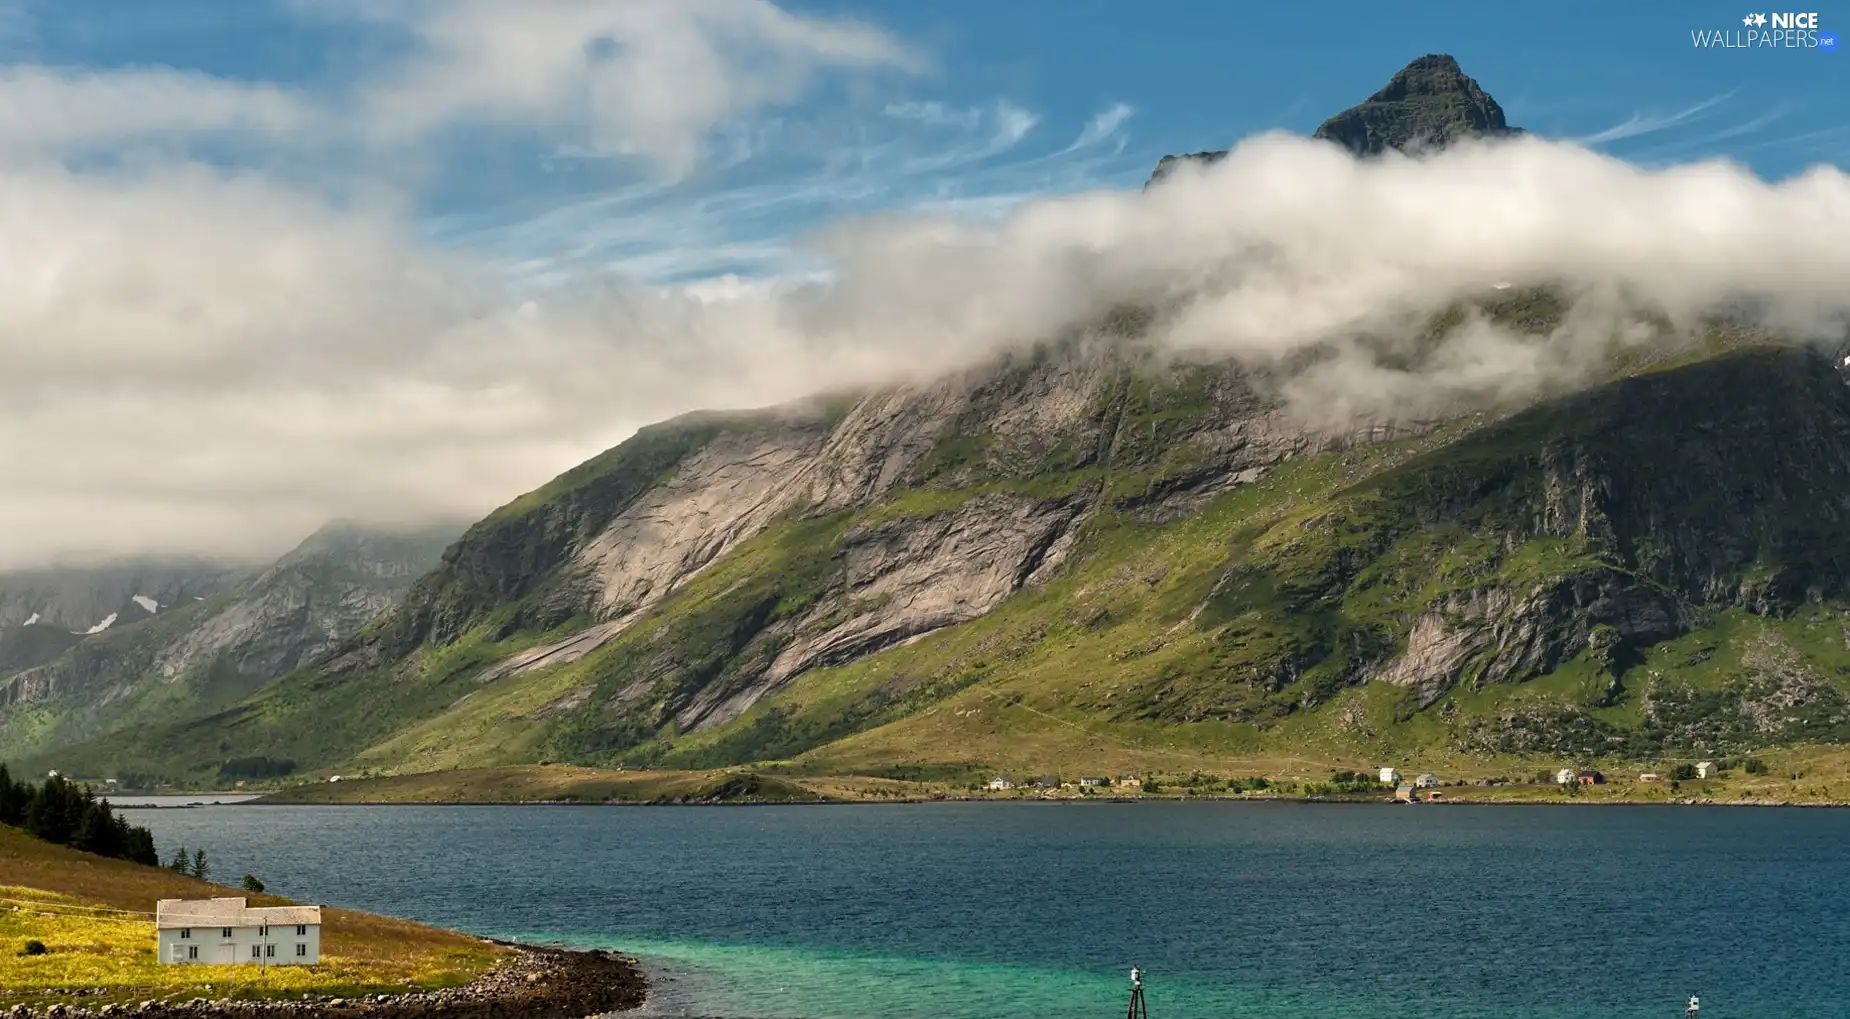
[7,0,1844,287]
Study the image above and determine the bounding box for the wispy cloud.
[1625,106,1788,162]
[437,98,1153,287]
[1572,91,1738,145]
[319,0,925,180]
[1071,102,1133,149]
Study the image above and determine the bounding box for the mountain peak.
[1145,53,1520,187]
[1312,53,1517,157]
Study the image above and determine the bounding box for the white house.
[1554,768,1579,785]
[1414,773,1439,789]
[987,777,1014,791]
[1378,767,1400,785]
[1695,761,1717,779]
[156,897,321,966]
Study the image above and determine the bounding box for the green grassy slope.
[39,340,1850,786]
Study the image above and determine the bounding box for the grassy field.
[0,825,510,1008]
[258,765,819,804]
[252,752,1850,806]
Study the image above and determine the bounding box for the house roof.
[154,897,321,929]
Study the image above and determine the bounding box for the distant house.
[1078,777,1110,788]
[1554,768,1579,785]
[1577,771,1605,786]
[987,777,1014,791]
[1639,773,1660,782]
[1696,761,1717,779]
[1394,785,1416,803]
[1379,767,1401,785]
[1118,776,1143,788]
[1414,773,1439,789]
[156,898,320,966]
[1033,775,1061,789]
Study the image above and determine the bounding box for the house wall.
[156,923,321,965]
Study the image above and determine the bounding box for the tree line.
[0,763,159,866]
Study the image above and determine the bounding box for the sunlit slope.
[44,340,1850,783]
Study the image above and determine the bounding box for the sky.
[0,0,1846,566]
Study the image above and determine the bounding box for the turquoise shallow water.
[125,802,1850,1019]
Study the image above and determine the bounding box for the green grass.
[0,826,507,1008]
[258,765,820,804]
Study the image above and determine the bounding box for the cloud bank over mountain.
[1,1,1848,567]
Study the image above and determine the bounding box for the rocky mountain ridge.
[1146,53,1520,187]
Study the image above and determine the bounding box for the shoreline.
[2,942,648,1019]
[203,792,1850,809]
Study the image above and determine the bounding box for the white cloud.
[1072,102,1133,149]
[0,66,317,152]
[1572,91,1737,145]
[8,132,1850,566]
[323,0,922,179]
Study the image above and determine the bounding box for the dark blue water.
[122,802,1850,1019]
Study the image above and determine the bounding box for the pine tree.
[72,804,110,856]
[0,763,19,825]
[169,845,190,872]
[191,848,209,882]
[123,824,156,865]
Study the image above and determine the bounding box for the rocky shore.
[5,945,646,1019]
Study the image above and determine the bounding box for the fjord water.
[126,803,1849,1019]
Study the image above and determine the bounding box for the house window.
[296,924,307,935]
[296,944,307,957]
[252,944,263,959]
[180,928,191,939]
[187,946,199,960]
[221,927,233,939]
[259,925,268,936]
[265,944,276,958]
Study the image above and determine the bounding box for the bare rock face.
[1371,573,1686,708]
[675,489,1093,732]
[578,427,833,622]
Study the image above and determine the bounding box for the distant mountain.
[0,560,244,634]
[0,520,459,762]
[1146,53,1520,188]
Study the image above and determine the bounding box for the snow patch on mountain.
[22,611,38,626]
[131,595,159,613]
[82,612,117,635]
